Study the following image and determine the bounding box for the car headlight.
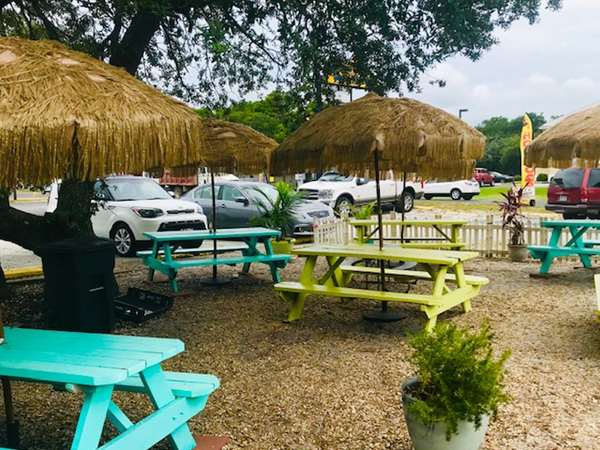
[195,205,204,215]
[131,207,164,218]
[318,189,334,199]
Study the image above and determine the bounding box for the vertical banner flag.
[520,114,535,205]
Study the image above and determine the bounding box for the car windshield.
[319,173,353,182]
[243,184,278,208]
[106,178,171,201]
[551,169,583,189]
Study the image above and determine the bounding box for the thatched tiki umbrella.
[0,37,207,446]
[271,93,485,320]
[526,104,600,168]
[174,118,277,283]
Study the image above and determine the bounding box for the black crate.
[115,288,173,323]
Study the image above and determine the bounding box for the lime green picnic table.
[350,219,467,250]
[274,243,487,331]
[141,227,291,292]
[529,219,600,274]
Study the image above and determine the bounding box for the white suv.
[48,176,208,256]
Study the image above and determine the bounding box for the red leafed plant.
[498,185,526,246]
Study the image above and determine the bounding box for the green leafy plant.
[498,184,526,246]
[351,202,376,219]
[536,173,548,182]
[251,181,303,239]
[407,323,510,440]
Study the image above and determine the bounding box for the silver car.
[182,181,334,236]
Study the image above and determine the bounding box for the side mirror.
[356,178,368,186]
[234,196,250,206]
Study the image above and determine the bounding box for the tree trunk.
[109,12,162,75]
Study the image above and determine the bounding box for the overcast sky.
[348,0,600,126]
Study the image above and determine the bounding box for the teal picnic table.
[0,327,219,450]
[529,219,600,274]
[350,219,467,250]
[141,227,291,292]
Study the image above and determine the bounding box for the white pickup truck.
[298,172,424,214]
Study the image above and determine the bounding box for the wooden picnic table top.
[0,327,183,386]
[350,219,467,227]
[144,227,281,242]
[541,219,600,228]
[292,243,479,265]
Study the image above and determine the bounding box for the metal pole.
[373,150,387,312]
[211,171,217,281]
[400,172,407,243]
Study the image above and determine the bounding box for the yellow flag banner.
[520,114,535,203]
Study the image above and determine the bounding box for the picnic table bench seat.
[167,254,289,270]
[528,245,600,258]
[136,244,248,258]
[340,264,489,286]
[115,371,220,398]
[397,242,466,250]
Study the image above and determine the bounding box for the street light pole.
[459,108,469,119]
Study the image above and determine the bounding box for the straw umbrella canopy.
[270,93,485,320]
[0,37,207,188]
[526,104,600,168]
[173,118,278,283]
[271,93,485,180]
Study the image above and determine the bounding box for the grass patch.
[478,185,548,200]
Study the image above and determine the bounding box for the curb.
[4,266,44,280]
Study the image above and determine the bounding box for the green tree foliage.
[477,113,546,175]
[408,323,510,439]
[197,91,314,142]
[0,1,561,109]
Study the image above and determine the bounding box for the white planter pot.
[508,244,528,262]
[402,378,489,450]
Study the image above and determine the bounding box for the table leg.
[570,226,593,268]
[141,364,196,450]
[163,245,179,292]
[540,227,562,274]
[70,385,113,450]
[147,241,159,281]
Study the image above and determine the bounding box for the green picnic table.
[0,327,219,450]
[141,227,291,292]
[529,219,600,274]
[274,243,487,331]
[350,219,467,250]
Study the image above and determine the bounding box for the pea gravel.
[1,256,599,449]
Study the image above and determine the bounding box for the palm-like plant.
[251,181,304,239]
[498,185,526,246]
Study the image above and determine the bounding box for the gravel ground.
[1,256,600,449]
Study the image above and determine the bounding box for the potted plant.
[402,323,510,450]
[498,185,528,261]
[252,181,303,254]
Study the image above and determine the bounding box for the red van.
[474,168,495,187]
[546,168,600,219]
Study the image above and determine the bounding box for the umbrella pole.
[400,172,407,243]
[363,150,404,322]
[201,170,231,286]
[0,321,19,448]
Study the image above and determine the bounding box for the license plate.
[559,195,568,202]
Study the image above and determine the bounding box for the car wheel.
[490,180,495,187]
[563,213,584,220]
[397,191,415,212]
[112,223,136,257]
[334,196,354,216]
[424,194,433,200]
[463,195,474,201]
[450,189,462,201]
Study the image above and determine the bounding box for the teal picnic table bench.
[140,227,291,292]
[0,327,219,450]
[528,219,600,274]
[350,219,467,250]
[274,244,487,331]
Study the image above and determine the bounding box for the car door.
[91,181,115,239]
[191,184,217,225]
[218,185,252,228]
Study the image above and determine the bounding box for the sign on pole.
[520,114,536,206]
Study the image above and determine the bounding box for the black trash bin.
[39,237,117,333]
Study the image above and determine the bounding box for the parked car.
[490,171,514,183]
[474,168,495,186]
[182,181,334,237]
[423,179,481,200]
[297,171,423,215]
[47,176,208,256]
[545,167,600,219]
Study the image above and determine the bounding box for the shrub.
[407,323,510,440]
[536,173,548,182]
[498,185,526,246]
[351,202,376,219]
[251,181,303,239]
[514,175,521,182]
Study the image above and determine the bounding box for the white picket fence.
[313,213,600,259]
